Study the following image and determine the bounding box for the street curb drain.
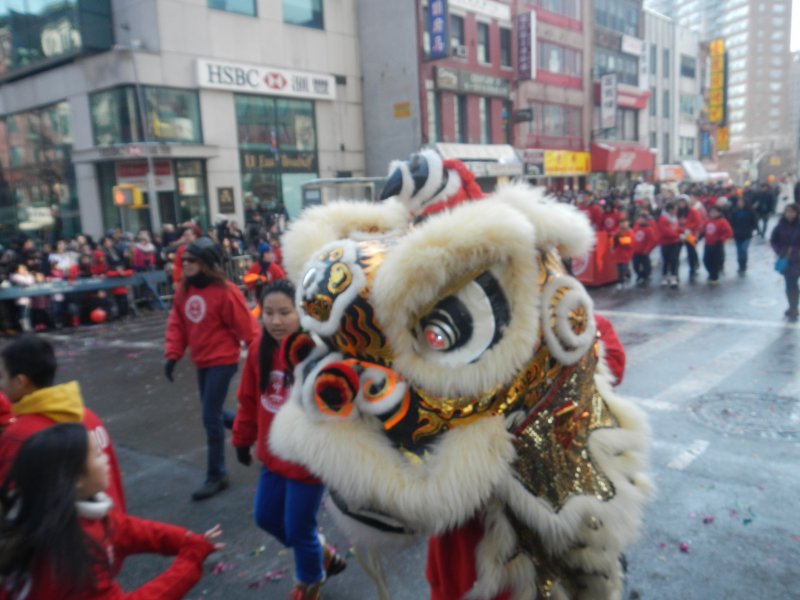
[690,392,799,441]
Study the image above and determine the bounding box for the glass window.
[680,55,696,78]
[500,27,512,67]
[207,0,256,16]
[649,87,656,116]
[283,0,324,29]
[679,94,695,116]
[479,97,492,143]
[539,41,582,77]
[477,22,490,63]
[663,48,670,78]
[450,14,465,48]
[234,94,318,223]
[144,87,202,143]
[649,132,657,150]
[663,132,670,161]
[427,90,440,143]
[650,44,657,75]
[662,90,669,117]
[0,101,80,241]
[455,95,468,143]
[90,87,141,145]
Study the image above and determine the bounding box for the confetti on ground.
[211,562,234,575]
[702,516,715,524]
[248,568,290,589]
[251,545,266,557]
[679,542,691,553]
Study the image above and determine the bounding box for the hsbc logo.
[264,72,287,90]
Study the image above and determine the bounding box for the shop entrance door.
[158,192,178,226]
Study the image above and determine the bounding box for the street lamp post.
[114,40,161,232]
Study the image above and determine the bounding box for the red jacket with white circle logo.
[703,217,734,246]
[165,281,257,369]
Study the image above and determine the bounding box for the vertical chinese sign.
[708,39,727,126]
[428,0,449,60]
[516,11,537,80]
[600,73,617,130]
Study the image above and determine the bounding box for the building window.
[680,55,696,78]
[455,95,468,143]
[528,0,581,21]
[479,97,492,143]
[283,0,324,29]
[650,44,657,75]
[663,48,670,78]
[208,0,257,16]
[594,0,639,36]
[593,47,638,85]
[649,132,657,151]
[679,136,695,157]
[450,14,465,51]
[427,90,441,143]
[477,22,490,63]
[663,132,670,162]
[90,87,142,145]
[539,41,582,77]
[0,102,80,240]
[649,87,656,116]
[235,94,318,220]
[500,27,512,67]
[662,90,669,118]
[679,94,695,117]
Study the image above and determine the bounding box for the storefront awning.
[657,164,685,182]
[590,142,655,172]
[681,160,709,182]
[434,143,523,177]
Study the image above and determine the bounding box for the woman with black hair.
[0,423,221,599]
[232,281,346,600]
[164,237,257,501]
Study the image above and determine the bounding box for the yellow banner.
[717,127,729,152]
[544,151,591,176]
[708,39,726,126]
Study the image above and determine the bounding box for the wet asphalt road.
[6,229,799,600]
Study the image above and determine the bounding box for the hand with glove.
[164,359,177,382]
[235,445,252,466]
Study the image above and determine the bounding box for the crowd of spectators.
[0,212,285,336]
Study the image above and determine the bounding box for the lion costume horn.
[274,150,652,600]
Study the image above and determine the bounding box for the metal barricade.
[224,254,253,287]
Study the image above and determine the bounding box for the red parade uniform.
[611,230,634,264]
[703,217,733,245]
[243,262,286,291]
[657,214,682,245]
[165,282,256,369]
[599,210,622,234]
[232,333,319,484]
[632,222,659,255]
[0,382,126,513]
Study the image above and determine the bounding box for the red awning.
[591,142,656,172]
[592,83,651,110]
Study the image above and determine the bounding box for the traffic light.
[112,184,144,208]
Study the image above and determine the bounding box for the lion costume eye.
[414,272,510,367]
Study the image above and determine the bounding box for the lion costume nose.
[313,361,361,418]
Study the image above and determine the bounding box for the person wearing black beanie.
[164,236,257,500]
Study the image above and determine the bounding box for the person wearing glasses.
[164,237,257,500]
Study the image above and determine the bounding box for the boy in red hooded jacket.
[632,210,659,286]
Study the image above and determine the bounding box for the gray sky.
[793,0,799,51]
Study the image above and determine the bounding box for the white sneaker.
[661,277,669,287]
[616,283,624,290]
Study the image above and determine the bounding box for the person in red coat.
[0,392,12,431]
[0,423,221,600]
[702,205,734,284]
[658,201,682,289]
[0,336,126,513]
[164,237,257,500]
[611,218,634,289]
[426,314,627,600]
[677,195,704,282]
[232,281,346,600]
[598,200,623,234]
[244,242,286,298]
[631,210,659,286]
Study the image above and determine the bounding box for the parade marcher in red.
[658,201,682,289]
[244,242,286,296]
[164,237,257,501]
[233,281,346,600]
[0,424,222,600]
[702,205,734,284]
[0,336,126,513]
[632,210,659,286]
[677,195,704,282]
[611,218,634,289]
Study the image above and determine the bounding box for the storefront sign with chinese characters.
[197,59,336,101]
[600,73,617,129]
[708,39,727,125]
[427,0,449,60]
[543,151,591,176]
[435,66,510,97]
[516,11,536,81]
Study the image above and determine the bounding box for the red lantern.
[90,308,107,324]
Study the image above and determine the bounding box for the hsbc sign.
[196,59,336,101]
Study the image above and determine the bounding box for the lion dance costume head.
[272,149,652,600]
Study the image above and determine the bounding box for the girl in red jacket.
[676,195,703,282]
[232,281,346,600]
[611,218,634,289]
[703,205,734,284]
[0,423,221,600]
[658,201,682,289]
[164,237,257,501]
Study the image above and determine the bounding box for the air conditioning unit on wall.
[453,45,468,58]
